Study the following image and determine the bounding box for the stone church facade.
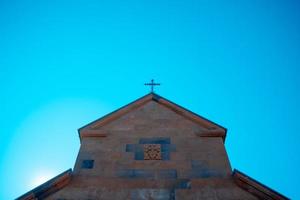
[18,93,288,200]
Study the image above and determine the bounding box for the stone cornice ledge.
[195,130,226,141]
[80,130,108,138]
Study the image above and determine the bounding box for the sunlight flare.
[31,172,54,188]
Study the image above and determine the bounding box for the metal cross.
[144,79,161,92]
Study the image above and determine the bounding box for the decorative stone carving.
[143,144,162,160]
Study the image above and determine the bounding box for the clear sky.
[0,0,299,199]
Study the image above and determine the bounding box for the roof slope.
[16,169,72,200]
[233,169,289,200]
[78,92,227,141]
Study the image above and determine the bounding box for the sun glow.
[31,171,55,188]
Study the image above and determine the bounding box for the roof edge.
[16,169,72,200]
[232,169,289,200]
[78,92,153,132]
[78,92,227,141]
[152,93,227,140]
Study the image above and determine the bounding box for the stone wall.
[46,101,258,200]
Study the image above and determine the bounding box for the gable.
[16,93,289,200]
[79,93,227,141]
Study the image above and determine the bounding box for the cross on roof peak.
[144,79,161,93]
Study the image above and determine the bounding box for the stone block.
[156,169,177,179]
[139,137,171,144]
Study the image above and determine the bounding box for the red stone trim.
[157,98,212,128]
[233,169,289,200]
[16,169,72,200]
[91,95,152,129]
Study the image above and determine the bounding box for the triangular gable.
[78,93,227,141]
[233,169,289,200]
[16,169,72,200]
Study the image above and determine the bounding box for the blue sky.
[0,0,299,199]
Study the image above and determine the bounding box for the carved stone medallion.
[143,144,162,160]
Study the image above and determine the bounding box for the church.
[17,92,289,199]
